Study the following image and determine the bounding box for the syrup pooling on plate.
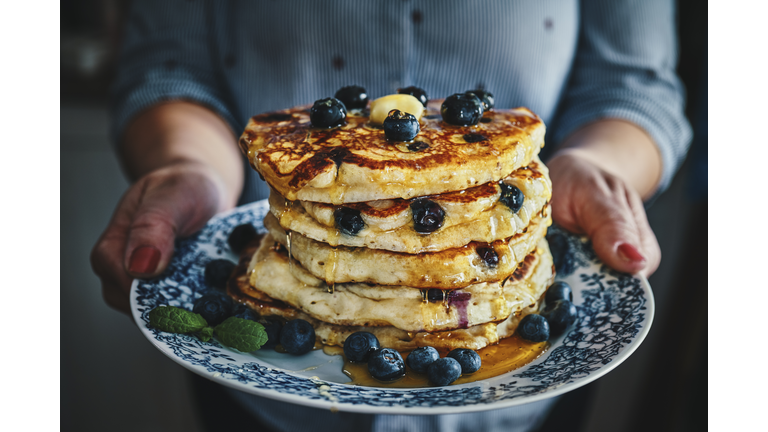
[335,335,548,388]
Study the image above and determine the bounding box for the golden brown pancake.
[240,106,545,204]
[245,233,553,332]
[269,155,551,253]
[264,211,551,289]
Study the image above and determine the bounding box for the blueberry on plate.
[499,182,524,213]
[334,85,368,110]
[280,319,316,355]
[406,346,440,373]
[368,348,406,381]
[228,223,258,254]
[465,89,495,110]
[310,97,347,128]
[397,86,429,106]
[204,259,236,291]
[258,317,284,349]
[427,357,462,386]
[542,300,578,337]
[383,109,420,142]
[447,348,481,374]
[546,230,576,276]
[546,281,573,304]
[193,291,235,326]
[344,331,381,363]
[517,314,550,342]
[440,93,484,126]
[233,307,259,322]
[334,207,365,236]
[411,199,445,233]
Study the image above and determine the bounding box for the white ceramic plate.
[131,200,654,415]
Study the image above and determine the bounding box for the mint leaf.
[214,317,268,352]
[198,326,214,342]
[148,306,208,334]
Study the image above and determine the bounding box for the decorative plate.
[131,200,654,415]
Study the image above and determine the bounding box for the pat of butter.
[369,94,424,125]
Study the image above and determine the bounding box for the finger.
[577,177,648,275]
[91,183,147,315]
[626,189,661,277]
[123,173,221,279]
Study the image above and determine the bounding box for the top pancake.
[240,104,545,204]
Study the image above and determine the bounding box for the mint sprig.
[148,306,208,333]
[214,317,268,352]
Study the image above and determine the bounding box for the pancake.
[264,211,551,289]
[270,156,551,253]
[246,233,552,332]
[229,238,554,351]
[240,105,545,204]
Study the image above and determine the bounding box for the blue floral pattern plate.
[131,200,654,415]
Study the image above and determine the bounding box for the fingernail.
[617,243,646,264]
[129,246,161,274]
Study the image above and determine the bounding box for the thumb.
[124,170,223,278]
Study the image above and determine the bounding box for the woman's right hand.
[90,161,230,315]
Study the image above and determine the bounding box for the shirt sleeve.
[550,0,692,193]
[109,0,240,144]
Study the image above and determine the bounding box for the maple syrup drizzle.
[332,335,548,388]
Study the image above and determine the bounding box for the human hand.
[90,161,229,314]
[547,151,661,277]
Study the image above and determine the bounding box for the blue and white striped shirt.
[111,1,690,430]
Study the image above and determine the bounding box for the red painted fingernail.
[129,246,161,274]
[617,243,646,263]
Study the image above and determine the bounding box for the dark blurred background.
[60,1,706,430]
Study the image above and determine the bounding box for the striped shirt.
[111,1,690,431]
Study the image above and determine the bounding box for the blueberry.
[426,289,445,303]
[463,133,488,143]
[546,231,576,276]
[228,223,258,254]
[397,86,429,106]
[334,85,368,110]
[542,300,578,337]
[411,199,445,233]
[427,357,462,386]
[258,317,283,349]
[517,314,550,342]
[383,109,420,142]
[193,291,235,326]
[447,348,482,374]
[499,183,524,213]
[204,259,236,291]
[440,93,484,126]
[476,246,499,267]
[234,308,259,321]
[310,97,347,128]
[280,319,316,355]
[407,141,430,152]
[546,281,573,304]
[406,346,440,373]
[465,90,495,110]
[343,331,381,363]
[334,207,365,235]
[368,348,406,381]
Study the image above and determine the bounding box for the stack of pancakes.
[231,99,555,351]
